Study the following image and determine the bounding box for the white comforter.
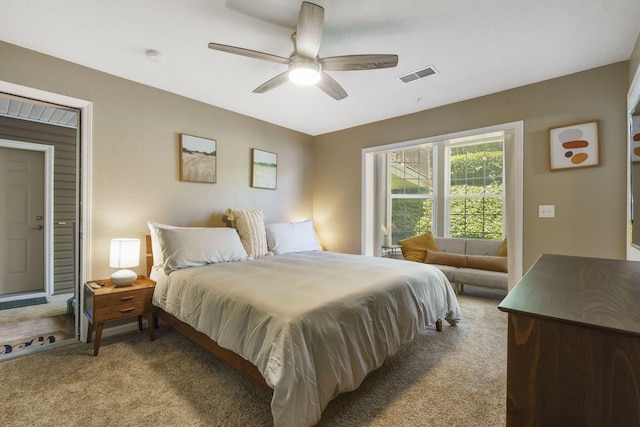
[152,251,460,427]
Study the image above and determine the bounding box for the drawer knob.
[120,296,135,302]
[119,307,135,313]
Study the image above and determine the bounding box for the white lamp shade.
[109,238,140,269]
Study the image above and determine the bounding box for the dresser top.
[498,254,640,335]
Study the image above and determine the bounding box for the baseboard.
[99,316,153,339]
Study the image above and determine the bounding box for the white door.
[0,141,53,298]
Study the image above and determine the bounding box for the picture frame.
[548,120,600,171]
[180,134,216,183]
[251,148,277,190]
[631,115,640,163]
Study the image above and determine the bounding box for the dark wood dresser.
[498,254,640,426]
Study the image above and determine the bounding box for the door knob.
[32,225,43,230]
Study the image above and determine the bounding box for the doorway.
[0,132,75,358]
[0,84,92,357]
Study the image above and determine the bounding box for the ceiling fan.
[208,1,399,100]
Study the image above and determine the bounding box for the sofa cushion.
[429,264,457,283]
[433,237,466,254]
[426,250,508,273]
[454,268,508,290]
[497,238,508,257]
[465,238,502,256]
[398,232,439,263]
[425,250,467,268]
[466,254,508,272]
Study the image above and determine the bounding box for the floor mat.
[0,297,48,310]
[0,314,74,342]
[0,330,66,357]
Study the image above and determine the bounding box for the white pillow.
[148,221,177,267]
[157,227,249,274]
[148,221,206,267]
[265,220,321,255]
[225,208,270,258]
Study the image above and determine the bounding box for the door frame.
[0,139,54,300]
[0,80,93,341]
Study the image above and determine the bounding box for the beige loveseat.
[432,237,507,293]
[398,233,508,294]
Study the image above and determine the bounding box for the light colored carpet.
[0,291,507,426]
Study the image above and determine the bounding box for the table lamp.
[109,238,140,286]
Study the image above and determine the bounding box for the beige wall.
[1,39,634,278]
[0,41,314,279]
[630,30,640,84]
[313,62,629,272]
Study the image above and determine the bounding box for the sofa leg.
[436,319,443,332]
[454,283,463,295]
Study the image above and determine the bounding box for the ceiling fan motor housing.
[207,1,397,99]
[288,55,321,85]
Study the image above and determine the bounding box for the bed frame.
[146,236,272,391]
[145,235,444,393]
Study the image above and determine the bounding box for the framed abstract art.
[548,120,600,171]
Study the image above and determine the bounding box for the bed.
[147,217,460,427]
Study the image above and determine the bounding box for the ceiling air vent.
[397,66,438,84]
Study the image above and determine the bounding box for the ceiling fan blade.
[253,71,290,94]
[317,72,348,100]
[295,2,324,59]
[320,54,399,71]
[208,43,290,65]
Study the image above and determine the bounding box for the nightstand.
[83,275,156,356]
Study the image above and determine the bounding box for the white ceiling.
[1,0,639,136]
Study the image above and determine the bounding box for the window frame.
[361,121,523,291]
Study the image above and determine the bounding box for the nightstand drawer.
[94,300,153,322]
[94,288,154,308]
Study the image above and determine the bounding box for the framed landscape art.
[180,134,216,183]
[251,149,277,190]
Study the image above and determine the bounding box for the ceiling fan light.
[289,62,321,85]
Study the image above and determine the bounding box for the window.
[388,145,434,242]
[362,121,523,285]
[382,133,504,245]
[447,140,504,239]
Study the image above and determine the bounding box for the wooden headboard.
[145,235,153,278]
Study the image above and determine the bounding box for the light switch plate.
[538,205,555,218]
